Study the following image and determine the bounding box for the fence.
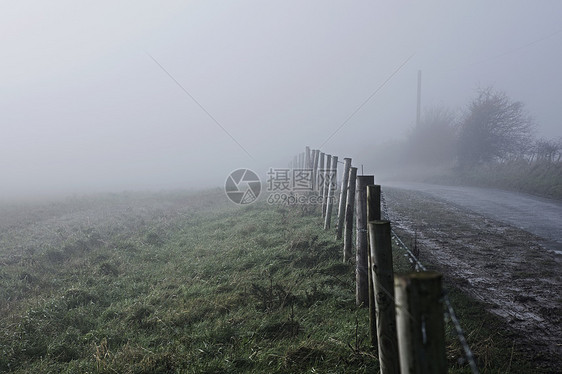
[287,146,480,374]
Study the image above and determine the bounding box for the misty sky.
[2,1,561,198]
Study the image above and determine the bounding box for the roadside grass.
[430,160,562,200]
[0,191,547,373]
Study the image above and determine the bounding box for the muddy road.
[383,186,562,372]
[386,183,562,254]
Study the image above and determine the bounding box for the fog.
[2,1,561,199]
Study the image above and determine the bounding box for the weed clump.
[258,320,300,340]
[249,282,295,312]
[238,223,258,237]
[47,327,81,362]
[18,272,36,283]
[284,346,326,369]
[287,231,318,251]
[127,304,155,328]
[98,262,119,276]
[44,249,65,264]
[64,288,97,308]
[145,232,164,246]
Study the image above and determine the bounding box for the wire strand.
[381,190,480,374]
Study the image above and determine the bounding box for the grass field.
[0,189,546,373]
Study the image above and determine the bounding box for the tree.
[406,106,457,167]
[534,138,562,163]
[457,88,534,167]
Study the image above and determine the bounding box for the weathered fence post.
[318,152,325,193]
[336,158,352,240]
[367,184,382,347]
[312,149,320,191]
[332,156,338,190]
[369,220,400,374]
[324,156,338,230]
[395,272,447,374]
[343,167,357,262]
[322,154,332,217]
[367,185,381,222]
[356,175,374,306]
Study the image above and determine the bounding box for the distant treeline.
[369,87,562,199]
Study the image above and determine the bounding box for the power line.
[318,54,414,149]
[146,52,254,160]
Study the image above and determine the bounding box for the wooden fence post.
[336,158,352,240]
[324,156,338,230]
[312,149,320,191]
[343,167,357,262]
[318,152,325,193]
[322,154,332,217]
[367,184,382,347]
[356,175,374,306]
[369,220,400,374]
[395,272,447,374]
[367,185,381,222]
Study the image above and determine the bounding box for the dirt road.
[385,183,562,254]
[383,186,562,372]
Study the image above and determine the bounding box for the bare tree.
[534,138,562,163]
[457,88,534,167]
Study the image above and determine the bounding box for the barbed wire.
[381,190,480,374]
[293,150,480,373]
[444,294,480,374]
[354,239,475,371]
[391,231,427,272]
